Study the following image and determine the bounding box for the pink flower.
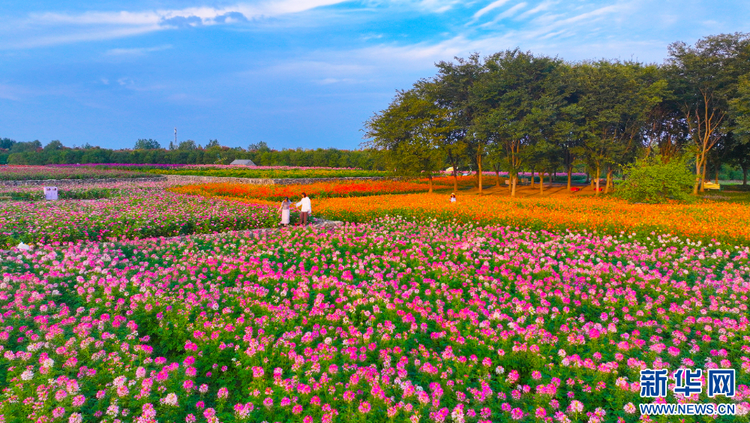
[217,387,229,400]
[52,407,65,418]
[358,401,371,414]
[263,397,273,408]
[185,414,197,423]
[568,400,584,413]
[72,395,86,407]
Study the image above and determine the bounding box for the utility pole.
[174,128,177,146]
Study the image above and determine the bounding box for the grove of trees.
[365,33,750,195]
[0,138,378,170]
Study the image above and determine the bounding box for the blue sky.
[1,0,748,150]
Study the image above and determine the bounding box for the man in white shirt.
[295,192,312,226]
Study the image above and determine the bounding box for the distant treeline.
[0,139,379,169]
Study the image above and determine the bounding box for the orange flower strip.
[170,180,452,201]
[308,193,750,244]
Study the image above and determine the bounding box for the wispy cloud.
[1,0,352,49]
[472,0,512,20]
[480,2,527,26]
[105,45,173,56]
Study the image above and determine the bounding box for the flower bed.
[0,189,276,246]
[306,193,750,244]
[0,166,153,181]
[171,181,452,202]
[142,166,388,179]
[0,218,748,422]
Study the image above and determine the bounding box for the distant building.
[230,159,256,166]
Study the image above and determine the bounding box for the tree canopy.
[364,32,750,193]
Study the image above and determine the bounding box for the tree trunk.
[453,172,458,193]
[428,174,433,193]
[693,154,702,195]
[495,169,501,187]
[530,168,535,187]
[595,165,601,196]
[744,165,748,186]
[605,168,613,194]
[511,175,517,197]
[567,164,572,190]
[700,159,707,192]
[477,149,483,194]
[715,166,719,184]
[540,171,544,195]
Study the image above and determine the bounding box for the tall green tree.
[667,32,750,193]
[364,89,453,192]
[432,54,489,192]
[134,139,161,150]
[471,50,569,196]
[571,60,665,195]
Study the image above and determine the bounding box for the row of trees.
[365,33,750,195]
[0,138,378,169]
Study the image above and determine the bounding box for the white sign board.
[44,186,58,201]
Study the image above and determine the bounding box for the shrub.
[616,155,695,203]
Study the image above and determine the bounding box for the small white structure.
[44,186,58,200]
[230,159,256,166]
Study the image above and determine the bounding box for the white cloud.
[516,1,554,19]
[480,2,527,26]
[1,0,351,50]
[105,45,173,56]
[472,0,512,19]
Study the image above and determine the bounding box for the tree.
[364,89,452,192]
[571,60,665,195]
[432,54,488,193]
[248,141,270,152]
[0,138,16,150]
[178,140,198,151]
[44,140,65,151]
[134,139,160,150]
[206,139,220,148]
[667,33,750,193]
[471,50,568,196]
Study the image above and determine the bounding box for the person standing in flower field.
[278,197,292,227]
[295,192,312,226]
[450,193,457,203]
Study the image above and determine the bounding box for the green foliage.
[0,188,122,202]
[177,140,198,151]
[134,138,161,150]
[616,155,695,203]
[364,88,453,183]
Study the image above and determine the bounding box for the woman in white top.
[278,197,291,226]
[450,193,457,203]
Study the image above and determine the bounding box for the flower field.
[171,181,452,202]
[304,193,750,245]
[0,188,276,246]
[1,218,749,423]
[142,166,388,179]
[0,166,154,181]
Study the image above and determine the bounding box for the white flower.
[21,370,34,380]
